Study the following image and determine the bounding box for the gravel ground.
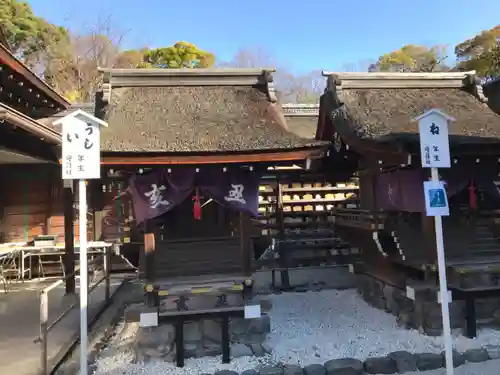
[91,289,500,375]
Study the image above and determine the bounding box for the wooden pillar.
[44,174,53,235]
[275,180,290,289]
[239,212,252,276]
[358,170,376,210]
[63,179,75,294]
[91,181,106,242]
[144,219,157,306]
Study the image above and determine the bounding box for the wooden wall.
[0,165,94,244]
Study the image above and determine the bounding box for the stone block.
[484,344,500,359]
[303,364,325,375]
[215,371,239,375]
[250,343,267,357]
[324,358,364,375]
[283,364,304,375]
[448,350,465,368]
[259,366,284,375]
[231,343,253,358]
[262,342,273,354]
[241,370,259,375]
[415,352,444,371]
[463,348,489,363]
[387,351,417,373]
[363,356,397,374]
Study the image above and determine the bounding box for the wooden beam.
[100,148,326,165]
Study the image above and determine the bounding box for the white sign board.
[417,109,453,169]
[62,117,101,179]
[423,180,450,216]
[244,304,262,319]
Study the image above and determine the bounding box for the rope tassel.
[468,180,477,211]
[193,187,202,220]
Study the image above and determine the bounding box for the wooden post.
[239,212,252,276]
[63,179,75,294]
[144,219,157,306]
[275,180,290,289]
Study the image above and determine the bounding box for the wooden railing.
[332,208,388,231]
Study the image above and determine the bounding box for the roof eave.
[0,103,62,145]
[0,44,71,109]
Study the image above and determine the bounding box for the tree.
[140,41,215,68]
[44,15,133,102]
[373,44,448,72]
[219,46,324,104]
[455,25,500,79]
[0,0,68,66]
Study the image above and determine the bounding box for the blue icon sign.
[428,188,446,208]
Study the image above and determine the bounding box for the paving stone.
[231,343,253,358]
[259,366,284,375]
[387,351,417,373]
[283,364,304,375]
[324,358,364,375]
[463,348,489,363]
[250,343,267,357]
[303,364,326,375]
[241,370,259,375]
[415,353,444,371]
[363,356,397,374]
[484,344,500,359]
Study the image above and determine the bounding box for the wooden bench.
[125,303,256,367]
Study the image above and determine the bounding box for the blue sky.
[28,0,500,74]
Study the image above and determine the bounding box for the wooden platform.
[0,275,124,375]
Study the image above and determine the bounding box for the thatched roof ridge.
[282,104,319,139]
[94,68,326,153]
[321,71,500,143]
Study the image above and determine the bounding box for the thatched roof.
[322,71,500,143]
[282,104,319,139]
[95,68,326,153]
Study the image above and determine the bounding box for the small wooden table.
[1,241,113,280]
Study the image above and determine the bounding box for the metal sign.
[423,180,450,216]
[416,109,454,168]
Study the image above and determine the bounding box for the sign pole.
[54,109,107,375]
[79,179,88,375]
[431,167,454,375]
[415,109,456,375]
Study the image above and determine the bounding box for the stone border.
[211,346,500,375]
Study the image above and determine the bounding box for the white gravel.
[91,289,500,375]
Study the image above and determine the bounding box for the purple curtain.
[200,169,260,216]
[129,169,195,224]
[128,168,260,223]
